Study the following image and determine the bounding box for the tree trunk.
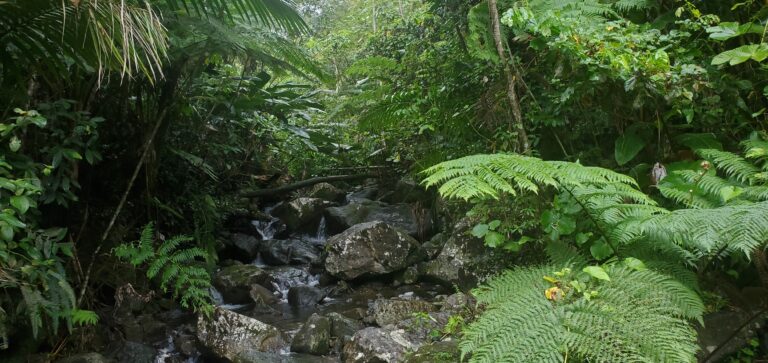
[488,0,529,153]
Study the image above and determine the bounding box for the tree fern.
[461,263,702,362]
[115,223,213,314]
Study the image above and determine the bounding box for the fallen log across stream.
[241,173,378,198]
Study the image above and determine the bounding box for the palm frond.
[162,0,308,34]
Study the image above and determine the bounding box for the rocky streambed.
[56,180,506,363]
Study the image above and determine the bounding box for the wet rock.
[234,351,338,363]
[259,239,319,266]
[418,218,503,290]
[197,308,286,360]
[121,313,167,343]
[328,312,364,339]
[307,182,346,202]
[109,341,155,363]
[224,210,262,235]
[174,334,199,356]
[288,286,326,307]
[56,353,114,363]
[403,340,461,363]
[325,200,433,240]
[325,221,421,280]
[272,198,331,234]
[252,217,289,240]
[397,311,451,343]
[366,298,437,327]
[347,186,379,202]
[231,233,260,259]
[213,265,276,304]
[342,327,418,363]
[250,284,278,305]
[420,233,447,260]
[291,313,331,355]
[440,293,475,314]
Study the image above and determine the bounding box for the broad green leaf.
[488,220,502,230]
[558,215,576,235]
[583,266,610,281]
[471,224,489,238]
[0,223,14,241]
[484,231,505,248]
[590,239,613,260]
[623,257,647,271]
[10,195,30,214]
[62,149,83,161]
[675,133,723,150]
[615,132,646,165]
[712,44,768,66]
[719,186,743,203]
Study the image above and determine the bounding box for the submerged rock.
[325,221,421,280]
[366,298,436,327]
[291,313,331,355]
[213,265,275,304]
[287,285,326,307]
[325,200,433,240]
[342,327,419,363]
[271,198,331,234]
[259,239,319,266]
[197,308,286,361]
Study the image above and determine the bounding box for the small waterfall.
[252,217,281,240]
[303,216,327,246]
[209,287,247,310]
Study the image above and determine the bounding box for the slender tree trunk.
[398,0,404,19]
[488,0,529,153]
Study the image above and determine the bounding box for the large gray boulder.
[259,239,319,266]
[327,312,364,340]
[287,286,326,307]
[291,313,331,355]
[272,198,331,234]
[366,298,436,327]
[325,222,421,280]
[324,200,433,240]
[197,308,286,361]
[342,327,419,363]
[418,218,504,290]
[213,265,276,304]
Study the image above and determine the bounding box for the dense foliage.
[1,0,768,361]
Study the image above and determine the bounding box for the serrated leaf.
[583,266,611,281]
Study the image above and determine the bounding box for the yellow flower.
[545,286,563,301]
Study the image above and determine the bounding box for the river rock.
[366,298,436,327]
[109,341,155,363]
[291,313,331,355]
[342,327,419,363]
[418,218,503,290]
[307,182,345,202]
[56,353,113,363]
[197,308,286,360]
[287,286,326,307]
[213,265,276,304]
[259,239,319,265]
[271,198,331,234]
[327,312,364,339]
[230,233,260,260]
[325,221,421,280]
[347,186,379,202]
[697,310,765,362]
[249,284,278,305]
[325,200,433,240]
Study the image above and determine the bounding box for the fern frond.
[461,264,702,363]
[696,149,760,183]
